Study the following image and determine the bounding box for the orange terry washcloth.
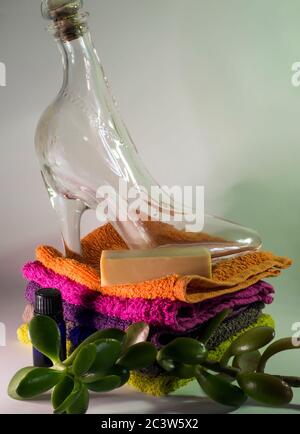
[36,223,292,303]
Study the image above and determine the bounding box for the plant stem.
[274,376,300,388]
[53,362,67,372]
[201,361,239,378]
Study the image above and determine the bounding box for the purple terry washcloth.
[23,261,274,332]
[25,283,131,331]
[63,301,131,331]
[25,282,251,332]
[25,282,266,346]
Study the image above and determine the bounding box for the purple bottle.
[33,288,66,367]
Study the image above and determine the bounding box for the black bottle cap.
[34,288,63,321]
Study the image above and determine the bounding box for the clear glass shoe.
[35,0,262,258]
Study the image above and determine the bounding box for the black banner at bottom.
[0,413,231,430]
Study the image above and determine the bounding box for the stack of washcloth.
[18,223,292,396]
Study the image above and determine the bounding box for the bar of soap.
[100,246,212,286]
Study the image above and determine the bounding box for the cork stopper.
[41,0,88,41]
[41,0,83,20]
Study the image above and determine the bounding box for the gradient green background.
[0,0,299,413]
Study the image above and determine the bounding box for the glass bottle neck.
[54,27,156,192]
[57,31,99,92]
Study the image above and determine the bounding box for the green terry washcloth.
[127,313,274,396]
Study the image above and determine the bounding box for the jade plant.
[8,311,300,413]
[8,317,157,414]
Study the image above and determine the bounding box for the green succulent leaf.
[107,365,130,387]
[64,328,125,366]
[73,344,97,377]
[221,327,275,366]
[66,383,89,414]
[157,357,175,372]
[8,367,39,400]
[238,373,293,407]
[81,372,106,384]
[257,338,300,373]
[195,366,247,408]
[81,361,128,387]
[53,378,89,414]
[169,363,196,379]
[87,375,121,393]
[9,367,63,400]
[52,375,74,412]
[197,309,231,344]
[122,322,150,353]
[157,338,207,368]
[88,339,122,375]
[117,342,157,369]
[233,351,261,374]
[29,316,61,364]
[215,373,236,383]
